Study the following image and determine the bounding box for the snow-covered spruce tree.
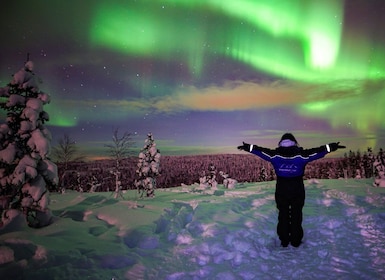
[0,60,58,228]
[134,133,160,197]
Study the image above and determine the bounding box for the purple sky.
[1,0,385,159]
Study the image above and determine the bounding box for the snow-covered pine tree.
[135,133,160,197]
[0,60,58,228]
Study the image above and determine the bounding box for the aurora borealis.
[1,0,385,159]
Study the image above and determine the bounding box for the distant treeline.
[57,149,382,191]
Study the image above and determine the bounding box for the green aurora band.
[87,0,385,149]
[89,0,385,81]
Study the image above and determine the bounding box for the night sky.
[1,0,385,159]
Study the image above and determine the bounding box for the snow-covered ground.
[0,179,385,280]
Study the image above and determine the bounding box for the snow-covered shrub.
[0,61,58,228]
[373,153,385,188]
[198,163,218,190]
[219,171,237,189]
[373,157,385,187]
[373,172,385,187]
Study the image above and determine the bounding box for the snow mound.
[0,238,46,267]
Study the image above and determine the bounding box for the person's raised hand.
[329,142,346,152]
[237,142,251,152]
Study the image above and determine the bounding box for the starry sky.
[1,0,385,160]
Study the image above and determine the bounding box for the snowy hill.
[0,179,384,279]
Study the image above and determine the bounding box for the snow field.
[0,179,384,279]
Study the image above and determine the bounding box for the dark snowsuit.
[248,141,329,247]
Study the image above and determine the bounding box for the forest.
[58,148,384,192]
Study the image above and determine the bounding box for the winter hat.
[279,133,298,147]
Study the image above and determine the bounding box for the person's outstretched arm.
[303,142,346,162]
[237,142,276,162]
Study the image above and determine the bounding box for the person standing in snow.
[237,133,345,247]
